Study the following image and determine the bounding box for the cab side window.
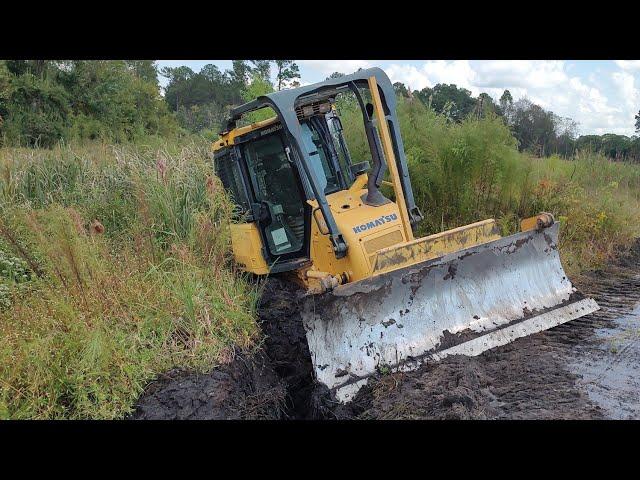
[214,151,251,220]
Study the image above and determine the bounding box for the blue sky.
[156,60,640,136]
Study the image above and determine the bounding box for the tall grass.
[523,153,640,275]
[0,140,259,419]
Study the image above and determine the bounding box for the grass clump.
[0,141,259,419]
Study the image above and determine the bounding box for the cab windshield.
[300,117,346,195]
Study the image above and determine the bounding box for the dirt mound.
[132,351,287,420]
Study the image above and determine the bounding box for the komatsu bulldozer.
[213,68,599,402]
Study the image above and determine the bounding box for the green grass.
[0,140,259,419]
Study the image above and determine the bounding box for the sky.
[156,60,640,137]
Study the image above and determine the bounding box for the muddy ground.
[133,241,640,420]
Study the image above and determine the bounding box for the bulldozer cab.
[213,67,421,273]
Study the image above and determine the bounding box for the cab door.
[241,130,308,260]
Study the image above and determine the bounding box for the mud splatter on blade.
[301,222,600,403]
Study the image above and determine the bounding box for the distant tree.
[161,63,247,134]
[274,60,300,90]
[0,61,11,129]
[600,133,633,160]
[125,61,158,84]
[393,82,411,98]
[415,84,476,122]
[553,116,579,157]
[326,72,345,80]
[499,89,514,123]
[200,64,224,83]
[510,98,556,156]
[249,60,271,81]
[241,73,276,124]
[636,109,640,133]
[475,93,497,118]
[576,135,604,154]
[631,136,640,161]
[0,60,176,147]
[160,66,194,85]
[230,60,252,86]
[5,60,53,79]
[242,73,275,102]
[499,90,513,110]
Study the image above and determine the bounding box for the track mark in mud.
[132,352,287,420]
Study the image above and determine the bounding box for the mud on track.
[133,240,640,420]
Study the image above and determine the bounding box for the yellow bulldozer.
[213,68,599,402]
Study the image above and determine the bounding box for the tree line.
[391,80,640,162]
[158,60,299,137]
[329,71,640,161]
[1,59,639,162]
[0,60,178,147]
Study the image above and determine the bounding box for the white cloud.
[379,60,638,136]
[384,64,431,91]
[615,60,640,72]
[612,71,639,108]
[385,61,477,93]
[297,60,373,78]
[473,60,568,90]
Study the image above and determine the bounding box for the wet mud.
[340,240,640,420]
[132,351,287,420]
[134,240,640,420]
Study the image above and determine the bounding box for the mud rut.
[133,241,640,420]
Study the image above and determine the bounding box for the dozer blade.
[301,222,599,403]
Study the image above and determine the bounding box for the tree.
[415,84,476,122]
[636,109,640,133]
[249,60,271,81]
[0,60,177,147]
[125,61,158,84]
[274,60,300,90]
[161,63,247,134]
[553,116,578,157]
[510,98,556,156]
[600,133,633,160]
[475,93,497,119]
[499,90,513,110]
[241,72,276,124]
[393,82,411,98]
[0,61,11,128]
[230,60,252,86]
[499,89,514,123]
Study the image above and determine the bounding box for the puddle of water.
[569,304,640,419]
